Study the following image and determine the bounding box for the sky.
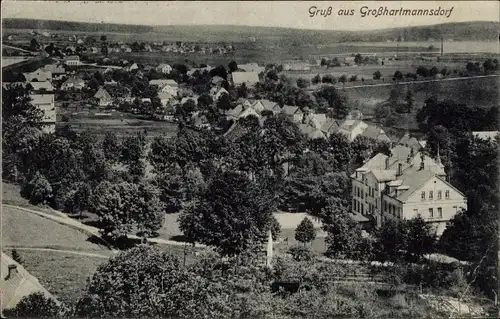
[2,1,499,31]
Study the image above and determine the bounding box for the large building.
[350,145,467,235]
[30,94,56,133]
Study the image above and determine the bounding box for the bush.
[21,172,53,205]
[288,245,314,261]
[5,292,62,318]
[11,249,24,265]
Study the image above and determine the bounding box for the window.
[357,187,360,197]
[352,199,356,211]
[397,207,401,218]
[375,183,379,191]
[437,191,442,199]
[437,207,442,218]
[421,191,426,200]
[445,190,450,199]
[429,191,433,199]
[429,208,434,218]
[361,190,364,199]
[361,203,364,214]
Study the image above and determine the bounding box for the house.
[346,110,363,120]
[281,105,303,123]
[64,55,80,66]
[360,125,392,143]
[193,113,210,129]
[320,118,340,137]
[338,120,369,141]
[472,131,499,141]
[150,79,178,96]
[158,92,176,106]
[30,94,56,133]
[29,81,54,93]
[77,39,84,45]
[260,99,277,113]
[23,69,52,82]
[180,96,198,106]
[226,104,261,121]
[350,145,465,235]
[232,72,260,86]
[0,252,54,313]
[156,63,173,74]
[210,87,229,100]
[211,76,225,86]
[282,61,311,71]
[238,63,265,74]
[125,63,139,72]
[298,123,327,140]
[94,87,113,107]
[60,77,85,91]
[42,64,65,76]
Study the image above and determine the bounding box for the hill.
[3,19,498,43]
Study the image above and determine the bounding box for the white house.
[150,79,179,96]
[29,81,54,93]
[350,145,466,235]
[30,94,56,133]
[281,105,303,124]
[23,69,52,82]
[156,63,173,74]
[94,87,113,107]
[338,120,369,141]
[64,55,80,66]
[60,77,85,91]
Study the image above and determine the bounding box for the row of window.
[354,185,378,199]
[421,190,450,200]
[353,199,364,214]
[384,201,401,218]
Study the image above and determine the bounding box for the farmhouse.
[30,94,56,133]
[156,63,173,74]
[282,61,311,71]
[338,120,369,141]
[94,87,113,107]
[281,105,303,123]
[29,81,55,93]
[60,77,85,91]
[298,123,327,140]
[320,118,340,137]
[0,253,54,313]
[64,55,81,66]
[360,125,392,143]
[210,87,229,100]
[42,64,65,76]
[232,72,260,86]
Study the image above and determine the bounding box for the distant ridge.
[2,18,499,42]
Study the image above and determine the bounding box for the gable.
[403,175,465,203]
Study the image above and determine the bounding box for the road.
[336,74,500,90]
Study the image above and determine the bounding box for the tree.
[11,249,24,265]
[228,60,238,73]
[100,35,107,42]
[6,292,62,318]
[429,66,439,77]
[311,74,321,85]
[322,199,363,259]
[416,66,430,77]
[296,78,310,89]
[405,216,437,262]
[102,131,121,164]
[314,86,349,120]
[393,70,403,81]
[30,38,40,51]
[354,53,363,65]
[178,171,275,255]
[216,92,232,111]
[21,172,53,205]
[373,70,382,80]
[405,88,415,113]
[374,219,408,262]
[294,217,316,245]
[338,74,347,87]
[466,62,475,72]
[321,74,336,84]
[120,132,146,181]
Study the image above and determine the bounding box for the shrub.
[288,245,314,261]
[5,292,62,318]
[11,249,24,265]
[294,217,316,245]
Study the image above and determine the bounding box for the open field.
[2,205,111,252]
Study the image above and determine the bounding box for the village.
[1,5,499,319]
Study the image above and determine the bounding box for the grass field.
[2,205,110,252]
[2,182,63,216]
[5,249,107,305]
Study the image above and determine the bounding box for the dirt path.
[3,246,112,259]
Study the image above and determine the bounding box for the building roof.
[157,63,171,69]
[360,125,391,143]
[64,55,80,61]
[232,72,259,85]
[281,105,301,116]
[370,169,397,182]
[29,81,54,91]
[211,76,225,86]
[388,169,437,201]
[0,252,54,310]
[62,77,85,86]
[30,94,53,105]
[149,79,178,87]
[320,118,339,134]
[260,99,277,111]
[472,131,499,140]
[299,124,327,140]
[339,119,363,131]
[94,87,112,100]
[42,64,65,74]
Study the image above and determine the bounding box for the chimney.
[6,264,17,280]
[397,163,403,176]
[385,157,390,170]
